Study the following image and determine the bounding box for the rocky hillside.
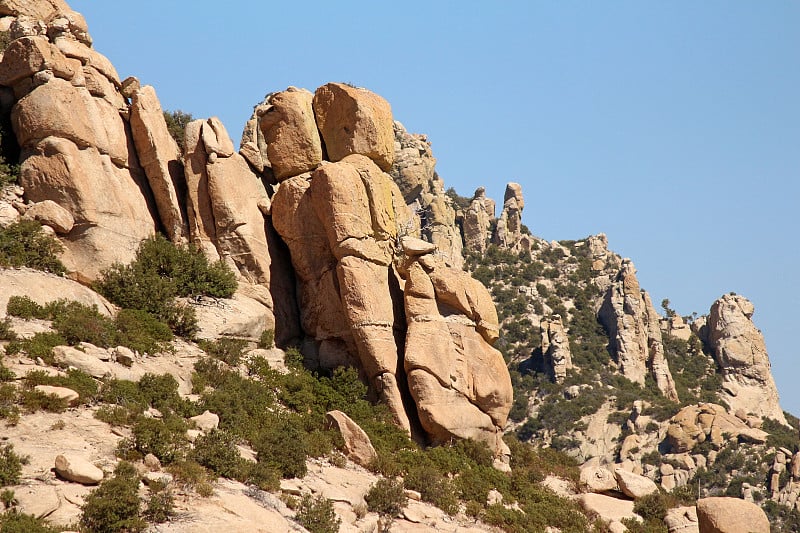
[0,1,796,532]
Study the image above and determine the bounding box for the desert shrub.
[190,429,246,479]
[0,510,60,533]
[5,296,47,320]
[143,482,174,523]
[23,369,98,403]
[621,517,669,533]
[200,337,248,366]
[294,494,341,533]
[243,461,281,491]
[80,462,144,533]
[0,444,25,486]
[0,363,13,383]
[137,372,191,415]
[3,331,66,364]
[95,234,236,336]
[0,220,65,274]
[404,465,459,514]
[114,309,173,354]
[166,459,214,495]
[163,110,193,150]
[365,477,407,517]
[258,329,275,349]
[52,302,116,347]
[253,417,308,479]
[130,415,187,464]
[0,384,19,423]
[19,388,68,413]
[763,416,800,453]
[0,317,15,341]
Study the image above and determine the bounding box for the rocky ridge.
[0,1,797,532]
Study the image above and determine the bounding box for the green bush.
[80,462,144,533]
[114,309,173,355]
[4,331,66,364]
[253,417,308,479]
[95,234,236,337]
[365,477,407,517]
[163,110,193,150]
[258,329,275,349]
[0,317,15,341]
[295,495,341,533]
[0,384,20,423]
[52,302,116,347]
[130,415,187,464]
[19,388,68,413]
[0,510,60,533]
[200,337,248,366]
[23,369,98,403]
[5,296,47,320]
[0,220,65,274]
[190,429,246,479]
[0,444,25,486]
[143,482,174,523]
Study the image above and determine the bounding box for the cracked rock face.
[271,151,512,456]
[707,294,786,425]
[541,314,573,384]
[599,260,678,401]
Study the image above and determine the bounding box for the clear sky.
[70,1,800,415]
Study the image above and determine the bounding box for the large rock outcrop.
[599,259,678,401]
[268,86,512,456]
[705,294,786,424]
[1,13,159,281]
[401,239,512,457]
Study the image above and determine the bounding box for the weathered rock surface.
[696,497,769,533]
[0,267,114,316]
[34,385,79,406]
[54,454,104,485]
[22,198,74,233]
[325,410,377,467]
[705,293,786,424]
[614,468,657,499]
[666,403,768,453]
[541,314,573,383]
[461,187,494,254]
[575,493,639,524]
[665,506,699,533]
[258,86,321,181]
[492,182,530,252]
[129,84,188,243]
[389,121,464,269]
[580,465,617,493]
[313,82,394,171]
[599,259,678,401]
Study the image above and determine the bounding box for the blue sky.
[70,1,800,415]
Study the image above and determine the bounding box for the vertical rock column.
[541,314,574,384]
[599,259,679,401]
[706,294,786,425]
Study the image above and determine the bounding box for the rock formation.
[461,187,494,254]
[492,182,530,252]
[540,314,573,383]
[666,403,768,453]
[696,497,770,533]
[599,259,679,401]
[704,293,786,424]
[389,121,463,268]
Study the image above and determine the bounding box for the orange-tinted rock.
[313,83,394,171]
[259,87,321,181]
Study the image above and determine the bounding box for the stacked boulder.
[492,182,530,252]
[540,314,573,384]
[265,83,512,457]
